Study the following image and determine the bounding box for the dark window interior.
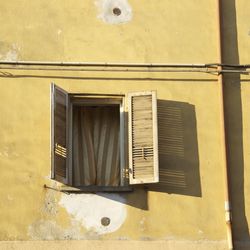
[72,105,120,187]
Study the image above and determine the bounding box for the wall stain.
[0,42,20,61]
[28,220,84,240]
[95,0,132,25]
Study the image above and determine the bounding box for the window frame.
[67,94,129,189]
[51,84,159,192]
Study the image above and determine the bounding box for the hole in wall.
[113,7,122,16]
[101,217,111,226]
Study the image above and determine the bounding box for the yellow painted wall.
[0,0,249,249]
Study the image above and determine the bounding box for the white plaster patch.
[95,0,132,24]
[0,44,20,61]
[59,193,127,234]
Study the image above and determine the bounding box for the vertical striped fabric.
[73,106,120,186]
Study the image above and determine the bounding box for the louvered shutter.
[51,83,69,184]
[128,91,159,184]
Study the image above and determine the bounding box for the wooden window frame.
[51,84,159,192]
[67,95,129,190]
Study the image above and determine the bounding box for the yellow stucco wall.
[0,0,249,249]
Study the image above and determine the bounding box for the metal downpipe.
[216,0,233,249]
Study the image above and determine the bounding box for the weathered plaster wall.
[0,0,218,62]
[0,76,226,243]
[0,0,249,249]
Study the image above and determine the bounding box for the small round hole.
[101,217,111,226]
[113,7,121,16]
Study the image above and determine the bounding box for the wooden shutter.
[51,83,69,184]
[128,91,159,184]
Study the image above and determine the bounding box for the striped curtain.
[73,106,120,186]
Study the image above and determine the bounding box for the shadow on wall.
[221,0,249,243]
[148,100,201,197]
[97,99,201,211]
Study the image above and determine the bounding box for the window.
[51,83,159,191]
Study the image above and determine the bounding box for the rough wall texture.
[0,0,249,249]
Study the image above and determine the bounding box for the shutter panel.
[51,83,69,184]
[128,91,159,184]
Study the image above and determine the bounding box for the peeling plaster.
[139,217,146,232]
[42,190,59,216]
[29,189,99,240]
[29,192,127,239]
[28,220,84,240]
[59,193,127,234]
[0,43,20,61]
[0,146,19,158]
[95,0,132,24]
[28,218,103,240]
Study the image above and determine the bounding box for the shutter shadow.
[149,100,201,197]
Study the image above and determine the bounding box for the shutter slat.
[128,91,159,184]
[51,83,69,184]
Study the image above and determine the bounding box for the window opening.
[72,104,121,187]
[51,83,159,191]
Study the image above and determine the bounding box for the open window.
[51,83,159,191]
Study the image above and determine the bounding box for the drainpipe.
[216,0,233,249]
